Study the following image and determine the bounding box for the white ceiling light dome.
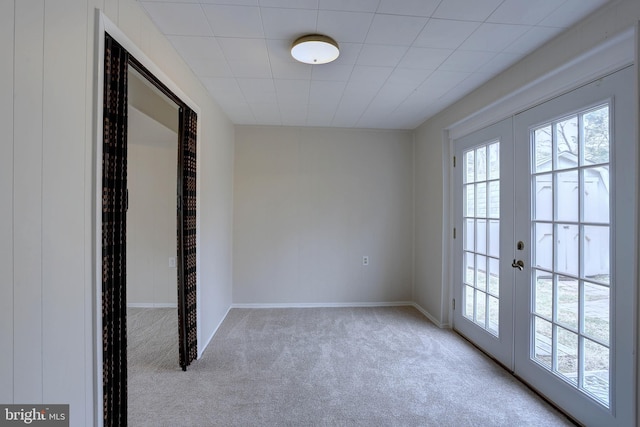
[291,34,340,65]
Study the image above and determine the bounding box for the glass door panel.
[513,66,635,426]
[453,117,514,368]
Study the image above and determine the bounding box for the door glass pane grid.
[462,141,500,337]
[530,104,611,407]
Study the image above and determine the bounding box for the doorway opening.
[100,32,198,425]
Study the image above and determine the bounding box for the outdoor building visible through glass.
[530,103,611,407]
[463,141,500,337]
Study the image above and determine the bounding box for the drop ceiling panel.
[260,7,318,40]
[167,35,225,61]
[432,0,504,22]
[318,0,380,13]
[260,0,319,9]
[356,44,409,67]
[398,47,452,70]
[202,5,264,38]
[376,0,440,17]
[538,0,608,28]
[487,0,562,25]
[316,10,374,43]
[141,3,212,36]
[413,19,481,49]
[459,23,530,52]
[139,0,612,130]
[365,14,428,45]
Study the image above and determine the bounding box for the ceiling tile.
[143,0,609,129]
[250,103,282,125]
[376,0,440,17]
[227,59,272,79]
[311,63,355,81]
[318,0,380,13]
[270,60,313,79]
[416,69,471,99]
[398,47,452,70]
[365,14,428,45]
[202,5,264,38]
[201,77,246,104]
[167,36,224,61]
[475,51,522,75]
[189,59,233,78]
[538,0,608,28]
[218,38,269,62]
[317,10,375,43]
[459,23,530,52]
[200,0,258,5]
[386,67,429,88]
[487,0,561,25]
[260,7,318,40]
[432,0,503,22]
[413,19,480,49]
[309,80,347,105]
[332,43,363,65]
[266,39,297,63]
[259,0,319,9]
[503,26,564,55]
[356,44,409,67]
[439,50,496,73]
[275,79,311,104]
[348,65,394,87]
[372,83,413,107]
[306,104,336,127]
[279,104,309,126]
[140,3,212,36]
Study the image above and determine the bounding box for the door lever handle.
[512,259,524,271]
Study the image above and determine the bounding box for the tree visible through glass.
[531,104,611,407]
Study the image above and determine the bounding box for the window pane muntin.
[461,141,500,337]
[530,103,612,407]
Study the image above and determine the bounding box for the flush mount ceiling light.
[291,34,339,65]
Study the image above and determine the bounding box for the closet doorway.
[100,32,198,425]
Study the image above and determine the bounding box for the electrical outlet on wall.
[362,256,369,266]
[169,257,176,268]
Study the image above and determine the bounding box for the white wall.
[0,1,235,425]
[413,0,640,325]
[233,126,413,305]
[127,106,178,307]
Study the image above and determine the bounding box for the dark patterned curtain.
[178,108,198,370]
[102,33,129,427]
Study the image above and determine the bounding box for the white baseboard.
[127,303,177,308]
[198,305,232,359]
[410,302,450,329]
[230,301,415,309]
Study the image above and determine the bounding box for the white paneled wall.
[13,0,44,402]
[2,0,235,425]
[234,127,414,305]
[42,0,89,407]
[0,0,14,405]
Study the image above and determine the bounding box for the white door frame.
[93,10,202,427]
[442,24,637,421]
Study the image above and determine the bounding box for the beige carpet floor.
[127,306,575,426]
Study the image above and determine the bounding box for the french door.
[453,66,635,426]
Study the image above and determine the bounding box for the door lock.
[517,241,525,250]
[512,259,525,271]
